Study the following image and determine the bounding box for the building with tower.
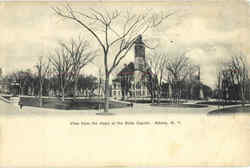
[112,35,150,99]
[111,35,209,100]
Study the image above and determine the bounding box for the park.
[1,2,250,167]
[0,3,250,115]
[1,91,250,166]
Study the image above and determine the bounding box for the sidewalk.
[0,95,11,103]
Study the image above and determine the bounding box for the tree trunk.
[98,80,101,97]
[104,75,110,112]
[39,88,43,107]
[157,86,161,104]
[241,85,245,106]
[39,82,43,107]
[73,78,78,100]
[62,88,65,102]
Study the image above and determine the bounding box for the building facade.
[112,35,150,99]
[111,35,208,100]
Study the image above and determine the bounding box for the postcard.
[0,0,250,167]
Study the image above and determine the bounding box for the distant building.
[0,71,10,94]
[0,76,20,96]
[188,66,207,100]
[111,35,209,100]
[0,81,9,94]
[111,35,207,100]
[112,35,151,99]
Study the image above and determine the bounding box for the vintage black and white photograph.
[0,0,250,167]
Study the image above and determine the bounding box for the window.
[138,63,144,70]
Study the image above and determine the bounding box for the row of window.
[113,83,147,89]
[112,89,150,96]
[113,90,121,96]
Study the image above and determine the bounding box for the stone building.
[111,35,208,100]
[112,35,150,99]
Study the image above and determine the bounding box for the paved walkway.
[0,97,19,112]
[2,97,247,115]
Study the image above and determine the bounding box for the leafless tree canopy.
[228,53,248,102]
[59,37,96,98]
[165,52,192,82]
[229,54,248,84]
[59,38,95,72]
[49,37,95,100]
[215,51,249,104]
[146,50,168,102]
[49,46,72,101]
[35,56,50,102]
[147,50,168,80]
[52,5,174,75]
[52,4,174,111]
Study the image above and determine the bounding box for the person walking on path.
[18,100,23,110]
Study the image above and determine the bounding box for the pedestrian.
[18,101,23,110]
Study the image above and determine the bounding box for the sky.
[0,0,250,88]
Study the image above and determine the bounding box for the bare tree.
[49,46,72,101]
[165,52,192,103]
[52,4,174,112]
[146,50,168,103]
[228,53,248,105]
[59,37,96,99]
[215,52,249,106]
[214,59,227,101]
[35,56,50,106]
[46,64,54,97]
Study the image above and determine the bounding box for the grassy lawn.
[125,99,186,104]
[19,96,130,110]
[197,101,242,106]
[151,103,208,108]
[208,105,250,115]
